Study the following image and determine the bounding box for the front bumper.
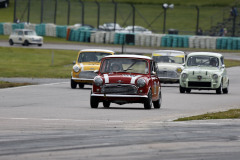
[91,93,148,98]
[181,80,220,89]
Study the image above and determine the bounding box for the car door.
[14,30,23,43]
[150,60,160,100]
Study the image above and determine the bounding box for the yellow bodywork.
[71,49,114,84]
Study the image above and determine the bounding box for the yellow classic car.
[71,49,115,89]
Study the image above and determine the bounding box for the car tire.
[186,89,191,93]
[179,85,186,93]
[144,89,152,109]
[222,80,229,94]
[79,83,84,89]
[216,81,222,94]
[153,91,161,109]
[23,40,29,46]
[90,94,99,108]
[9,39,14,46]
[71,79,77,89]
[103,101,110,108]
[38,44,42,47]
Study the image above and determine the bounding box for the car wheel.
[90,94,99,108]
[216,81,223,94]
[144,89,152,109]
[179,85,186,93]
[71,79,77,89]
[103,101,110,108]
[9,39,14,46]
[38,44,42,47]
[222,80,229,94]
[79,83,84,89]
[153,91,161,109]
[186,89,191,93]
[23,40,29,46]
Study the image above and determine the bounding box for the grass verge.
[0,81,32,88]
[174,109,240,121]
[0,47,240,78]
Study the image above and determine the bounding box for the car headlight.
[212,74,218,80]
[94,77,103,86]
[73,65,80,73]
[181,73,188,79]
[137,78,146,88]
[176,67,182,73]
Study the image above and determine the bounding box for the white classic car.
[152,50,186,83]
[9,29,43,46]
[179,52,229,94]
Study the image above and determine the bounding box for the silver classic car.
[152,50,186,83]
[179,52,229,94]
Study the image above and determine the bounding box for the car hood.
[79,62,100,71]
[183,66,221,75]
[27,35,43,39]
[157,63,183,71]
[102,73,145,84]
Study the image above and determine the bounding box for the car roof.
[152,50,185,56]
[80,49,115,53]
[104,54,152,60]
[187,52,223,58]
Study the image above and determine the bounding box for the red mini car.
[90,55,162,109]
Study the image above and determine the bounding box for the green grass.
[174,109,240,121]
[0,0,236,34]
[0,47,239,78]
[0,47,77,78]
[0,81,32,88]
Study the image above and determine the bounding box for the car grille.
[157,70,178,78]
[79,71,97,79]
[101,84,138,94]
[188,81,211,87]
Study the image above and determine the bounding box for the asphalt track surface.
[0,42,240,159]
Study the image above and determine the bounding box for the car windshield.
[78,52,112,62]
[100,58,149,74]
[187,56,219,67]
[24,31,36,36]
[153,55,184,64]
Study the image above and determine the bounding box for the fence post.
[40,0,44,23]
[67,0,70,25]
[79,0,85,25]
[13,0,17,23]
[54,0,58,24]
[195,6,199,35]
[112,0,117,31]
[130,4,135,33]
[27,0,30,23]
[95,0,100,29]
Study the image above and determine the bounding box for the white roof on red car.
[104,54,152,60]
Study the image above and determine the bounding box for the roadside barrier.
[1,22,240,50]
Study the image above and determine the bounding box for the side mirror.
[151,71,156,75]
[221,64,225,69]
[73,61,76,65]
[182,63,185,67]
[94,70,99,73]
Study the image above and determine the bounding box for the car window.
[78,52,112,62]
[153,55,184,64]
[100,58,149,74]
[187,56,219,67]
[18,31,23,35]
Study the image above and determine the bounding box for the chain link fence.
[14,0,230,34]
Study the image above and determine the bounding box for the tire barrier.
[1,22,240,50]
